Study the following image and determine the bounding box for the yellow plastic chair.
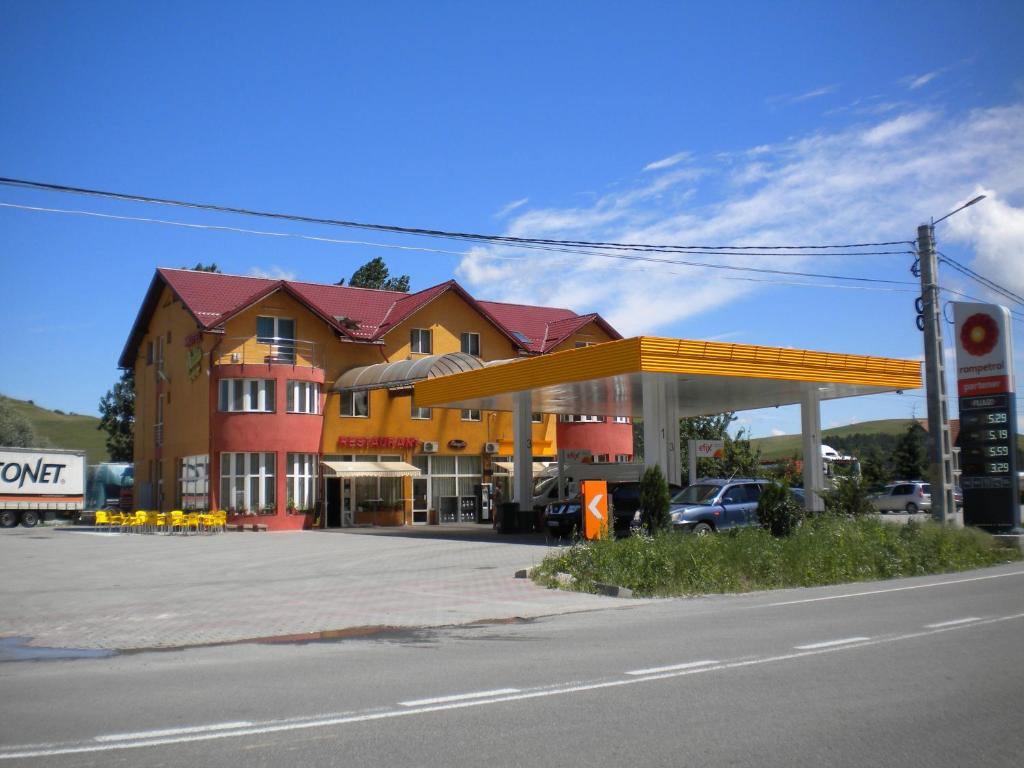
[106,510,127,531]
[127,510,148,533]
[214,510,227,533]
[198,511,216,534]
[184,511,202,535]
[94,509,111,531]
[167,510,185,534]
[144,510,163,534]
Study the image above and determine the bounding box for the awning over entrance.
[321,461,422,478]
[332,352,509,393]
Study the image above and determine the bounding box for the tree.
[639,465,671,533]
[891,423,928,480]
[184,263,220,272]
[0,397,37,447]
[98,369,135,462]
[336,257,410,292]
[679,414,763,479]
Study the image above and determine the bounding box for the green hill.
[752,419,916,461]
[0,395,110,464]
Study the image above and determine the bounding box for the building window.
[411,400,431,420]
[615,454,632,463]
[575,341,596,348]
[146,341,154,365]
[461,409,481,421]
[286,453,317,510]
[220,452,276,513]
[460,332,480,356]
[155,395,164,448]
[156,336,165,375]
[559,414,605,423]
[613,416,631,424]
[532,413,544,424]
[340,390,369,418]
[593,454,609,463]
[420,455,483,522]
[177,455,209,511]
[287,381,320,414]
[257,316,296,362]
[410,328,432,354]
[218,379,276,412]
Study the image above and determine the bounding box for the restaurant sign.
[335,436,419,449]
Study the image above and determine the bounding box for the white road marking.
[3,611,1022,761]
[95,722,255,742]
[626,660,720,676]
[924,617,982,629]
[399,689,520,707]
[794,637,870,650]
[763,570,1024,608]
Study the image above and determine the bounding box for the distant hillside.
[752,419,916,461]
[0,395,110,464]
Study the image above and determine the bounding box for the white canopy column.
[801,386,826,512]
[512,391,534,508]
[642,374,680,485]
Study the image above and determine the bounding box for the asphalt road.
[2,564,1022,767]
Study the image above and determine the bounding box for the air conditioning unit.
[484,442,500,454]
[422,441,439,453]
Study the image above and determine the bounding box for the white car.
[871,481,931,514]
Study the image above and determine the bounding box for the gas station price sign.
[953,301,1020,531]
[958,395,1017,486]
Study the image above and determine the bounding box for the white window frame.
[410,328,432,354]
[613,416,631,424]
[220,452,276,513]
[218,379,276,413]
[532,413,544,424]
[177,455,210,511]
[411,399,432,420]
[286,453,317,510]
[256,315,296,362]
[615,454,632,463]
[559,414,605,423]
[575,341,596,348]
[287,380,320,414]
[461,409,481,421]
[340,390,370,418]
[460,332,480,357]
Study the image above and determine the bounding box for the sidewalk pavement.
[0,526,640,651]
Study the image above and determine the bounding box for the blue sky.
[2,1,1023,438]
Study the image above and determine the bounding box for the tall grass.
[531,516,1020,597]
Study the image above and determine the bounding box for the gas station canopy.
[413,336,922,416]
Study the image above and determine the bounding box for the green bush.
[757,482,804,537]
[531,516,1020,597]
[822,477,876,518]
[639,465,671,534]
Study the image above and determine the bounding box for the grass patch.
[531,516,1021,597]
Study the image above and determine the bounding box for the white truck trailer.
[0,447,87,528]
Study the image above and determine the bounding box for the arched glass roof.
[332,352,512,392]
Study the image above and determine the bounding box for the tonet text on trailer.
[0,447,87,528]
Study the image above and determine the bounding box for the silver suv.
[871,481,931,514]
[632,478,770,534]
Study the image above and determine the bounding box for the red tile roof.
[119,268,620,367]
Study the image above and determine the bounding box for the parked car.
[871,481,931,514]
[543,481,682,537]
[632,478,772,535]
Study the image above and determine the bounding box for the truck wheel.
[20,510,39,528]
[0,510,17,528]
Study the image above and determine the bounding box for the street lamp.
[917,195,986,526]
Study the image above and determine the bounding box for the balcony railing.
[215,337,324,369]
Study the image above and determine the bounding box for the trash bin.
[499,502,521,533]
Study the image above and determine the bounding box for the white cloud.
[643,151,689,172]
[495,197,529,218]
[457,103,1024,337]
[861,111,935,145]
[791,84,839,102]
[771,428,786,437]
[248,266,296,281]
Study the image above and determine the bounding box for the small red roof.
[119,268,620,367]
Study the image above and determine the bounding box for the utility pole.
[917,223,957,525]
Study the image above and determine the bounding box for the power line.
[937,251,1024,309]
[0,198,919,288]
[0,175,914,257]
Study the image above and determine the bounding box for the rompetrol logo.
[960,312,999,357]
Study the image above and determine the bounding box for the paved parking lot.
[0,526,634,651]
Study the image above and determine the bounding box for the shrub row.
[531,516,1020,597]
